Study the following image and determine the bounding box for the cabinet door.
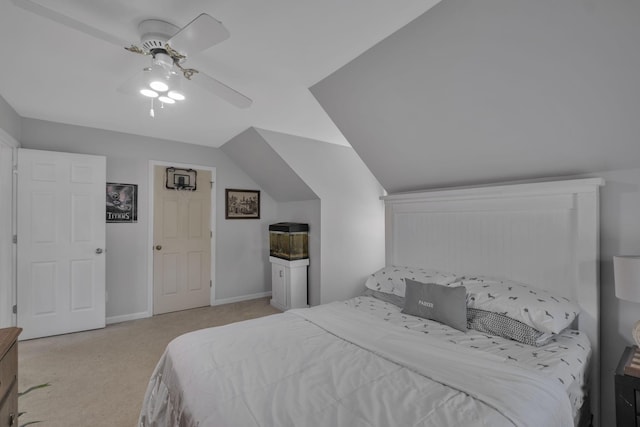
[0,382,17,427]
[271,264,287,310]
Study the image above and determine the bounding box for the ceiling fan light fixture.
[123,13,253,111]
[149,80,169,92]
[140,89,159,98]
[158,96,175,104]
[168,90,185,101]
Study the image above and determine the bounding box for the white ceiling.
[0,0,440,148]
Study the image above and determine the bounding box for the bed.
[139,178,604,427]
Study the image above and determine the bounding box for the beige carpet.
[18,297,280,427]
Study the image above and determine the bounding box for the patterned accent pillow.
[459,276,580,335]
[467,308,554,347]
[364,266,458,297]
[402,279,467,331]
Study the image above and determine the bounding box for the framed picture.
[225,189,260,219]
[106,183,138,223]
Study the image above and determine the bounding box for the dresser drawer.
[0,343,17,404]
[0,380,17,427]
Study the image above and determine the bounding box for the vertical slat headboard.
[382,178,604,427]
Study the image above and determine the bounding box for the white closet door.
[17,149,106,340]
[153,166,211,315]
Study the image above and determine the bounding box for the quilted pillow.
[467,308,554,347]
[364,266,458,297]
[458,276,580,335]
[402,279,467,331]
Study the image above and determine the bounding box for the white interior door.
[0,142,14,328]
[153,166,211,315]
[17,149,106,340]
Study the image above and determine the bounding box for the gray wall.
[257,129,386,304]
[277,199,321,306]
[0,94,19,328]
[311,0,640,193]
[20,118,278,319]
[222,128,321,306]
[222,128,318,202]
[0,94,21,142]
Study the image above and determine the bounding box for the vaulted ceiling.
[311,0,640,193]
[5,0,640,197]
[0,0,440,148]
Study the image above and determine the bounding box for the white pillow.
[459,276,580,335]
[364,266,458,297]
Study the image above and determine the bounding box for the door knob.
[95,248,103,254]
[155,245,162,250]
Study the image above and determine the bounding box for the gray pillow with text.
[402,278,467,331]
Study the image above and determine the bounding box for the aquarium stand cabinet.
[270,256,309,311]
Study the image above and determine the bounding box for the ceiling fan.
[122,13,253,110]
[9,0,252,110]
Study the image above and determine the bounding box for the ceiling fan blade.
[10,0,129,47]
[168,13,230,58]
[116,68,150,95]
[191,71,252,109]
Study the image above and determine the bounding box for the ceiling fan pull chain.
[149,98,155,118]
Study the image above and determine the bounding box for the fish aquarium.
[269,222,309,261]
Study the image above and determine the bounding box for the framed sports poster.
[106,183,138,223]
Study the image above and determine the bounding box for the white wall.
[588,168,640,425]
[276,199,321,306]
[309,0,640,420]
[258,129,386,304]
[20,118,278,319]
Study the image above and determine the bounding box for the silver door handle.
[95,248,103,254]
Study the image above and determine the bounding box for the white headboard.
[382,178,604,426]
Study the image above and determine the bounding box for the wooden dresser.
[0,328,21,427]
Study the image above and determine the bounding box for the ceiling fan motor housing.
[138,19,179,53]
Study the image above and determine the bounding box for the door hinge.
[12,305,17,314]
[210,230,212,238]
[210,280,212,288]
[12,235,17,244]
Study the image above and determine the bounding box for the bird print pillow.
[457,276,580,335]
[364,265,458,297]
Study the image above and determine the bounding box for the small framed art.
[225,189,260,219]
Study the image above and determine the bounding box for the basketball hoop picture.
[165,167,197,191]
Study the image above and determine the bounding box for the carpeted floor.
[18,297,280,427]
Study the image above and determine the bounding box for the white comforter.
[139,301,574,427]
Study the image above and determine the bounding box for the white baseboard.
[106,311,150,325]
[212,291,272,306]
[106,293,272,323]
